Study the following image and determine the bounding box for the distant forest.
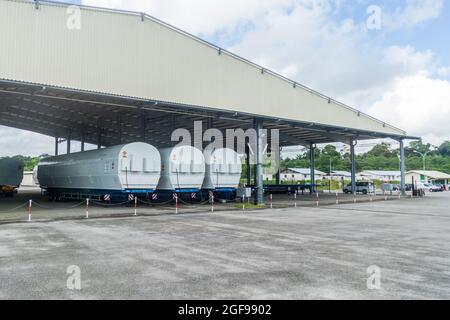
[280,141,450,174]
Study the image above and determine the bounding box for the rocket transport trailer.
[202,147,242,200]
[156,145,206,201]
[0,158,24,197]
[37,142,161,201]
[36,143,243,203]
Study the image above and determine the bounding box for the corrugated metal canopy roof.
[1,80,417,148]
[0,0,419,148]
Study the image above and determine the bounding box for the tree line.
[281,141,450,174]
[3,140,450,174]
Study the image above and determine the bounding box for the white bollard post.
[134,196,138,216]
[336,192,339,205]
[211,194,215,213]
[28,200,32,222]
[270,194,273,209]
[316,192,319,207]
[242,196,245,212]
[294,191,297,208]
[85,198,89,219]
[385,190,388,201]
[175,194,179,214]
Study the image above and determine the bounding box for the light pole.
[329,157,333,193]
[413,148,436,170]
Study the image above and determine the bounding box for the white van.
[344,182,375,194]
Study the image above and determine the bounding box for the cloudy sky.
[1,0,449,156]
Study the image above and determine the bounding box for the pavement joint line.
[317,205,449,218]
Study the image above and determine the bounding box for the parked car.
[417,183,442,192]
[432,183,445,192]
[344,182,375,194]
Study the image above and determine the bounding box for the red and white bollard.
[27,200,32,222]
[85,198,89,219]
[294,191,298,208]
[134,196,138,216]
[174,194,179,214]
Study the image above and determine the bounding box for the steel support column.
[310,143,316,194]
[54,137,59,156]
[400,139,406,196]
[350,140,357,195]
[246,144,251,186]
[254,119,264,205]
[97,128,102,149]
[66,135,71,154]
[275,146,281,185]
[81,131,85,152]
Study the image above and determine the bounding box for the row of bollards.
[25,189,410,222]
[26,195,183,222]
[266,189,406,212]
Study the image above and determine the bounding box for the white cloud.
[437,66,450,78]
[367,73,450,145]
[0,126,54,157]
[0,126,97,157]
[82,0,294,36]
[383,0,444,31]
[226,5,438,107]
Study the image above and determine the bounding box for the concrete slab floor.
[0,192,449,300]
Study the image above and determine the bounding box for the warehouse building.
[0,0,418,203]
[329,171,352,181]
[406,170,450,186]
[281,168,326,183]
[359,171,401,182]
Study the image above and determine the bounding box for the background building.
[406,170,450,185]
[329,171,352,181]
[359,171,401,182]
[281,168,326,183]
